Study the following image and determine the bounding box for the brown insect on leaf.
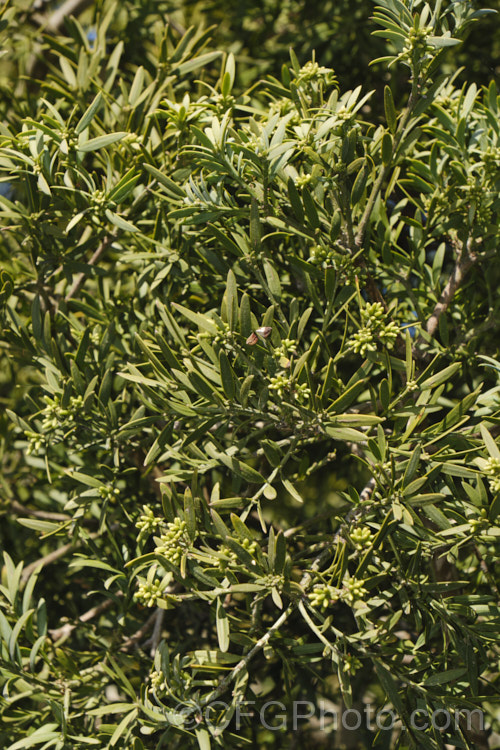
[246,326,272,345]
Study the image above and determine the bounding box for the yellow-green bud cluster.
[484,457,500,493]
[262,573,285,590]
[399,25,433,63]
[361,303,385,326]
[469,509,489,535]
[295,381,311,402]
[212,322,231,347]
[136,505,163,533]
[150,669,166,692]
[296,61,337,88]
[241,537,258,554]
[155,518,189,565]
[273,339,297,358]
[350,328,377,355]
[36,394,85,433]
[482,146,500,176]
[308,584,339,610]
[217,538,258,569]
[99,485,120,502]
[344,653,362,675]
[308,244,336,267]
[269,373,289,396]
[269,373,311,403]
[350,526,373,550]
[342,578,368,605]
[135,580,163,607]
[295,173,313,188]
[350,302,399,355]
[25,430,43,455]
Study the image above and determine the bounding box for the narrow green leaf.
[78,132,127,152]
[75,92,103,135]
[325,425,367,441]
[107,168,140,204]
[216,598,230,652]
[226,268,238,330]
[384,85,397,132]
[250,198,261,253]
[109,709,139,746]
[184,487,197,541]
[381,131,393,165]
[104,209,138,233]
[424,668,467,686]
[351,163,369,205]
[480,424,500,459]
[420,363,460,389]
[263,259,282,299]
[172,302,218,335]
[282,478,303,503]
[176,51,222,76]
[375,663,404,713]
[239,293,252,337]
[195,727,212,750]
[402,446,421,488]
[9,609,34,662]
[143,164,185,197]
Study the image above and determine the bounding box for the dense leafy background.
[1,1,500,749]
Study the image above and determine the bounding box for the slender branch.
[426,245,478,337]
[11,500,70,522]
[21,530,101,583]
[146,609,165,657]
[359,476,376,504]
[49,597,115,641]
[200,604,292,708]
[21,541,75,583]
[64,233,116,303]
[120,610,158,652]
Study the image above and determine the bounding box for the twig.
[49,597,115,641]
[21,530,101,583]
[426,245,478,337]
[359,476,376,504]
[120,610,158,652]
[11,500,70,522]
[64,233,116,303]
[200,603,293,708]
[147,608,165,657]
[21,541,75,583]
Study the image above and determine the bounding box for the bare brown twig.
[64,234,117,303]
[21,541,75,583]
[49,597,115,641]
[120,610,158,652]
[11,500,70,522]
[426,244,478,337]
